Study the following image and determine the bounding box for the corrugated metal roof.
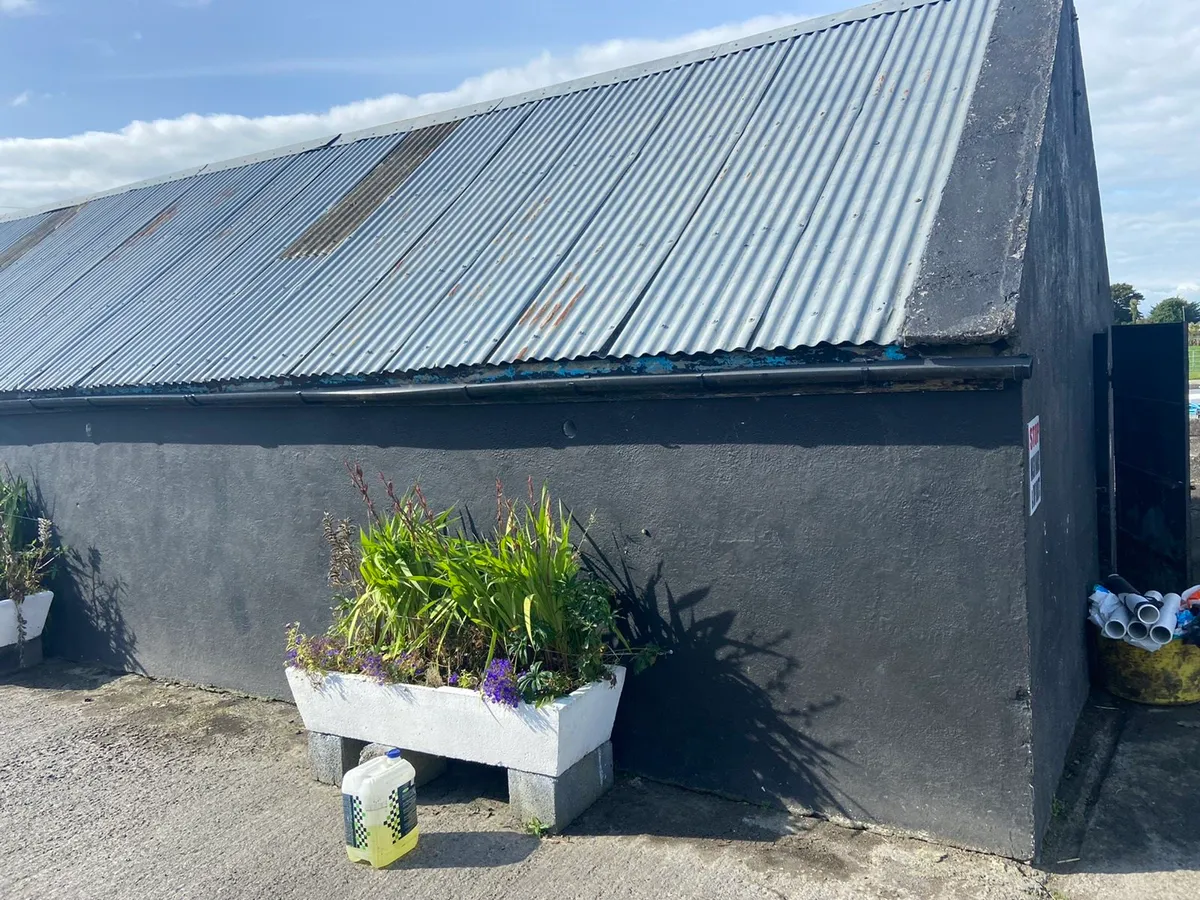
[0,179,197,327]
[82,136,404,389]
[184,105,532,385]
[1,156,297,392]
[613,0,996,357]
[0,215,48,257]
[0,207,80,272]
[489,42,788,365]
[0,0,1001,395]
[280,121,461,260]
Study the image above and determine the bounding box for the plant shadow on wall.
[287,466,856,839]
[51,546,140,675]
[579,540,859,839]
[0,472,135,676]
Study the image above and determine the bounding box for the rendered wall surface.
[0,386,1031,853]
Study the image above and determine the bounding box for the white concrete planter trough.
[0,590,53,671]
[286,665,626,832]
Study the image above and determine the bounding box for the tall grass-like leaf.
[0,468,30,563]
[299,473,654,703]
[523,594,535,643]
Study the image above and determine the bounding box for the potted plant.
[286,468,654,786]
[0,469,58,671]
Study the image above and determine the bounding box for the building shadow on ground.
[1041,691,1200,875]
[0,657,125,692]
[572,771,817,843]
[416,758,821,849]
[389,830,541,870]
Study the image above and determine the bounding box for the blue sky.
[0,0,1196,307]
[0,0,820,137]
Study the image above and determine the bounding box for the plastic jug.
[342,748,419,867]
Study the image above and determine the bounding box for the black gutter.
[0,357,1031,415]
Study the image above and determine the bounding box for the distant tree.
[1111,283,1143,324]
[1146,297,1200,324]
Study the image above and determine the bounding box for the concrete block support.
[359,743,448,787]
[0,636,43,675]
[308,732,366,786]
[508,741,614,833]
[307,734,450,787]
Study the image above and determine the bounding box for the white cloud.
[0,14,797,213]
[1076,0,1200,302]
[0,0,37,15]
[100,49,532,81]
[9,90,31,108]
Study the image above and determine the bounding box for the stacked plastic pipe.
[1088,574,1200,652]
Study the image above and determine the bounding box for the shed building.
[0,0,1109,859]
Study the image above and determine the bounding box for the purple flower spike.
[481,659,520,708]
[359,652,387,684]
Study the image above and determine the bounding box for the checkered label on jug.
[385,782,417,841]
[343,794,367,849]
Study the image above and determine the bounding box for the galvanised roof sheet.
[4,155,298,392]
[0,0,1000,394]
[75,137,401,390]
[0,180,194,325]
[185,105,532,385]
[0,217,41,255]
[0,210,61,268]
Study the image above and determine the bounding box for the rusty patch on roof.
[123,202,179,247]
[280,120,461,260]
[554,288,585,327]
[0,205,83,273]
[518,274,581,329]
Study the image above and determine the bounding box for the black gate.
[1110,322,1190,591]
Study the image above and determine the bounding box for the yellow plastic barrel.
[1098,637,1200,705]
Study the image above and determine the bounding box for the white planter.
[0,590,53,648]
[286,665,626,777]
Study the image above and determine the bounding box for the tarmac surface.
[0,661,1196,900]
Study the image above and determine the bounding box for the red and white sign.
[1028,416,1042,516]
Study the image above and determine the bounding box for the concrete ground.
[0,662,1196,900]
[1041,694,1200,900]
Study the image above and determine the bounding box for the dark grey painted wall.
[1016,0,1111,858]
[0,387,1033,854]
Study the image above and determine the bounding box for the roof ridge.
[0,0,945,225]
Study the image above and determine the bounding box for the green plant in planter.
[335,483,456,661]
[0,467,59,663]
[287,467,657,705]
[1,467,31,562]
